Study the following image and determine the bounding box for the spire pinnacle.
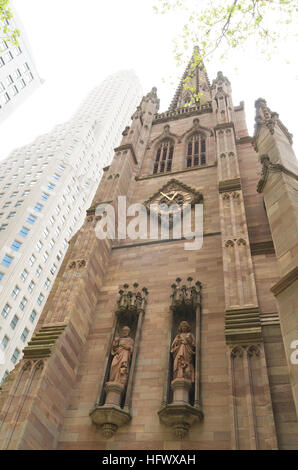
[168,47,211,111]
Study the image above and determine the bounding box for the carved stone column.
[90,283,148,438]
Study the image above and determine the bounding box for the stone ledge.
[158,403,203,440]
[23,325,67,359]
[114,143,138,164]
[225,307,262,345]
[219,178,241,193]
[271,266,298,296]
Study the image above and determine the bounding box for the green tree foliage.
[153,0,298,103]
[0,0,20,49]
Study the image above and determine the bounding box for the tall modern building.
[0,0,42,123]
[0,69,142,380]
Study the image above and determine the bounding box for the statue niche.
[90,283,148,439]
[158,277,203,439]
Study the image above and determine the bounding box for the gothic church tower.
[0,52,298,450]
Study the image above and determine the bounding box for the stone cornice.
[257,155,298,193]
[236,136,253,145]
[114,144,138,164]
[219,178,241,193]
[136,163,216,181]
[271,266,298,296]
[225,307,262,345]
[112,232,221,250]
[250,241,275,256]
[23,325,67,359]
[153,103,212,125]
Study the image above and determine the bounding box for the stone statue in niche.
[108,326,134,386]
[171,321,195,382]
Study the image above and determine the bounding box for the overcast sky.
[0,0,297,160]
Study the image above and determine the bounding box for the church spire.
[168,47,212,111]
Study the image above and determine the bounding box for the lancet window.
[153,139,174,174]
[186,133,206,168]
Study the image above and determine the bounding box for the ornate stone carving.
[253,98,293,152]
[108,326,134,386]
[171,321,195,383]
[170,277,202,311]
[158,278,203,438]
[90,283,148,438]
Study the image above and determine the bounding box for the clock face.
[150,189,193,215]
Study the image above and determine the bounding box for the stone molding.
[257,155,298,193]
[23,324,67,359]
[271,266,298,296]
[218,178,241,193]
[225,307,262,345]
[114,143,138,164]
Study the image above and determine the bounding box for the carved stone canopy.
[170,277,202,313]
[116,283,148,316]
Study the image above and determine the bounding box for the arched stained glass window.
[153,139,174,174]
[186,133,206,168]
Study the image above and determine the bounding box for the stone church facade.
[0,54,298,450]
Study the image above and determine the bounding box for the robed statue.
[171,321,195,382]
[108,326,134,385]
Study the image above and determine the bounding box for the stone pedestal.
[158,378,203,439]
[105,382,125,407]
[89,382,131,439]
[171,378,191,404]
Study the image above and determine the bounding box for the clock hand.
[160,191,172,201]
[169,191,178,201]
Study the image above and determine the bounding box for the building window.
[1,371,9,384]
[0,224,8,231]
[153,139,174,174]
[44,278,51,290]
[36,240,43,252]
[1,335,9,350]
[35,265,42,277]
[29,310,37,323]
[10,315,19,330]
[10,240,22,251]
[28,280,35,293]
[21,328,29,343]
[1,255,13,267]
[29,254,36,266]
[186,133,207,167]
[37,293,44,305]
[1,303,11,319]
[11,348,20,364]
[41,192,49,201]
[0,272,4,281]
[7,211,16,219]
[43,251,49,263]
[19,296,27,311]
[26,214,36,224]
[15,200,23,207]
[34,203,43,212]
[11,285,20,299]
[48,183,55,191]
[50,264,57,275]
[20,269,28,282]
[43,227,49,238]
[19,226,30,237]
